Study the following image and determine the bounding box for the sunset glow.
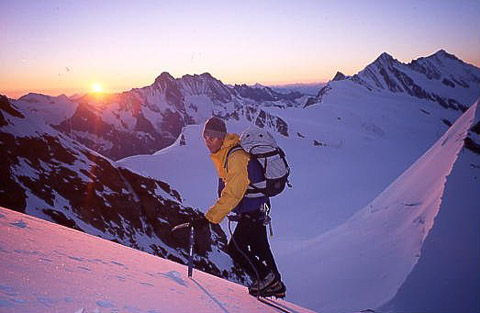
[92,83,103,93]
[1,0,479,99]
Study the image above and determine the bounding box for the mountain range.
[313,49,479,111]
[1,49,480,312]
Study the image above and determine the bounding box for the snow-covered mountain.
[11,73,306,161]
[10,50,478,162]
[233,83,305,104]
[270,82,326,96]
[0,95,245,282]
[0,206,315,313]
[314,50,480,112]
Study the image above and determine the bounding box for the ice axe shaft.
[171,222,195,278]
[187,225,195,277]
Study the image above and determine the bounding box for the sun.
[92,83,103,93]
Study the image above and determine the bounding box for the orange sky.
[1,1,479,99]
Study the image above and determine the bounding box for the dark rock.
[233,84,302,103]
[0,95,24,126]
[471,121,480,135]
[442,119,452,127]
[332,71,347,81]
[464,137,480,155]
[304,97,318,108]
[442,78,455,88]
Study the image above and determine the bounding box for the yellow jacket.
[205,134,250,224]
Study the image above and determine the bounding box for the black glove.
[191,215,210,230]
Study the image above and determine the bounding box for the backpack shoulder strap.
[224,145,244,171]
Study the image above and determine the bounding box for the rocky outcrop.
[332,71,347,81]
[233,84,303,105]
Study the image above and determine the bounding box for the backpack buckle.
[260,203,274,237]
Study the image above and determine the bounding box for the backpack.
[225,127,291,197]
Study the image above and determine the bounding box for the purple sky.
[1,0,479,98]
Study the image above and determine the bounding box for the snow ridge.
[280,101,478,312]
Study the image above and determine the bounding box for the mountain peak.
[376,52,395,63]
[180,72,219,83]
[199,72,214,80]
[332,71,347,81]
[153,72,175,85]
[432,49,460,61]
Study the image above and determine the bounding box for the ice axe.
[171,222,195,277]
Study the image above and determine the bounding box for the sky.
[1,0,479,98]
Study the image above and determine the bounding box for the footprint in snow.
[111,261,125,267]
[159,271,187,287]
[0,285,17,296]
[404,202,422,207]
[10,220,27,228]
[14,249,41,256]
[89,258,108,265]
[0,299,13,308]
[96,300,115,308]
[37,296,57,307]
[124,305,143,313]
[116,276,126,282]
[68,256,84,262]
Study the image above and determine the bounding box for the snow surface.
[15,93,78,125]
[280,101,478,312]
[381,102,480,312]
[0,206,315,313]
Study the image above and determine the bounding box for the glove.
[191,215,210,230]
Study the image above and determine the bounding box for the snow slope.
[0,206,315,313]
[280,101,479,312]
[381,101,480,312]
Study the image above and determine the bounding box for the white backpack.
[226,127,291,197]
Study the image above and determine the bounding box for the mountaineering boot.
[257,280,286,298]
[248,272,277,296]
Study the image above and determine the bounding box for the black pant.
[227,215,280,282]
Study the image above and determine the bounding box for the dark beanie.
[203,117,227,138]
